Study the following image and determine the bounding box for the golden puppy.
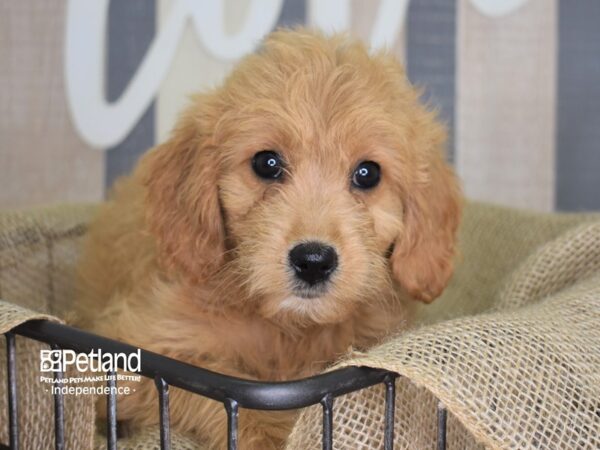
[76,29,461,449]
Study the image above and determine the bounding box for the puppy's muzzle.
[289,241,338,286]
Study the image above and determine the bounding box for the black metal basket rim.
[11,320,397,410]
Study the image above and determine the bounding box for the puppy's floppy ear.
[141,99,225,281]
[390,153,462,303]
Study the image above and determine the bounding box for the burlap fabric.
[1,202,599,449]
[0,205,96,449]
[0,205,207,449]
[92,427,203,450]
[286,207,600,449]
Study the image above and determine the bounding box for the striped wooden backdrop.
[1,0,599,211]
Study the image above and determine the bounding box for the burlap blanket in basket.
[1,202,599,449]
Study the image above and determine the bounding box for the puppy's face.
[219,115,401,325]
[144,31,461,326]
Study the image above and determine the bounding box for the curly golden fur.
[76,29,462,449]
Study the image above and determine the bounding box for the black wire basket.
[3,320,448,450]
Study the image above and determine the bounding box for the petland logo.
[40,349,141,373]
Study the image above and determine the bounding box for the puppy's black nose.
[289,242,338,286]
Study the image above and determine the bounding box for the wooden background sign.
[1,0,599,211]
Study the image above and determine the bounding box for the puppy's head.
[144,29,461,326]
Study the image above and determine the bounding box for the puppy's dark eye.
[352,161,381,189]
[252,151,284,180]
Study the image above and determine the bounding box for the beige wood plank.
[0,0,104,209]
[455,0,557,211]
[352,0,407,62]
[156,0,251,143]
